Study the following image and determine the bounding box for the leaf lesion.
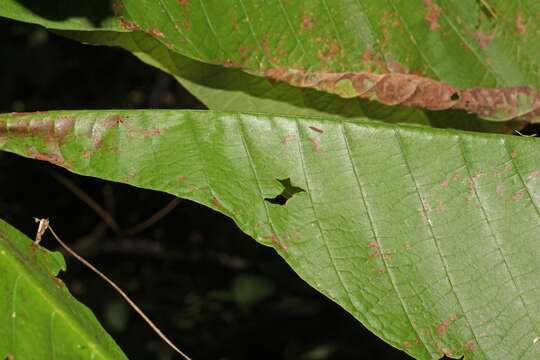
[263,69,540,122]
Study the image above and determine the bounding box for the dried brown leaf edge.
[264,69,540,123]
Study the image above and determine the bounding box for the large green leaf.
[1,110,539,359]
[92,0,540,89]
[0,218,127,359]
[2,1,539,122]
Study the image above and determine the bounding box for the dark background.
[0,18,415,359]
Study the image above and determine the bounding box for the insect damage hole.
[265,178,305,205]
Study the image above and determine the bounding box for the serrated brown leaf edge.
[264,69,540,122]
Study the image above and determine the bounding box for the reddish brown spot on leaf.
[496,183,504,196]
[301,15,314,30]
[361,47,386,73]
[224,59,242,68]
[529,170,539,179]
[51,276,66,289]
[387,60,408,74]
[176,175,188,182]
[111,116,161,138]
[318,41,341,61]
[119,17,140,31]
[440,179,449,188]
[2,119,31,137]
[474,31,495,49]
[28,118,55,140]
[146,28,165,38]
[178,0,188,6]
[513,190,525,201]
[54,116,76,143]
[367,241,378,249]
[182,19,192,31]
[27,149,65,167]
[436,314,458,335]
[464,340,476,352]
[308,137,321,153]
[0,116,75,146]
[362,47,373,64]
[515,13,526,34]
[282,133,295,151]
[211,196,225,210]
[0,121,6,141]
[263,234,288,252]
[424,0,441,30]
[441,347,454,357]
[10,111,49,117]
[369,249,392,261]
[91,115,122,150]
[264,69,540,121]
[238,47,249,61]
[308,126,324,133]
[261,36,270,56]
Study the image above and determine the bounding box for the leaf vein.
[340,123,432,356]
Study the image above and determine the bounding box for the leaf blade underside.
[1,110,539,359]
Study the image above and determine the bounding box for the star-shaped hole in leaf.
[264,178,305,205]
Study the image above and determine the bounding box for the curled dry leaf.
[264,69,540,122]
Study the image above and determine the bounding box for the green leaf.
[103,0,540,90]
[2,1,538,121]
[0,218,127,360]
[1,110,539,359]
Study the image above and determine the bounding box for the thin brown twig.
[50,172,121,234]
[123,198,181,237]
[33,218,191,360]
